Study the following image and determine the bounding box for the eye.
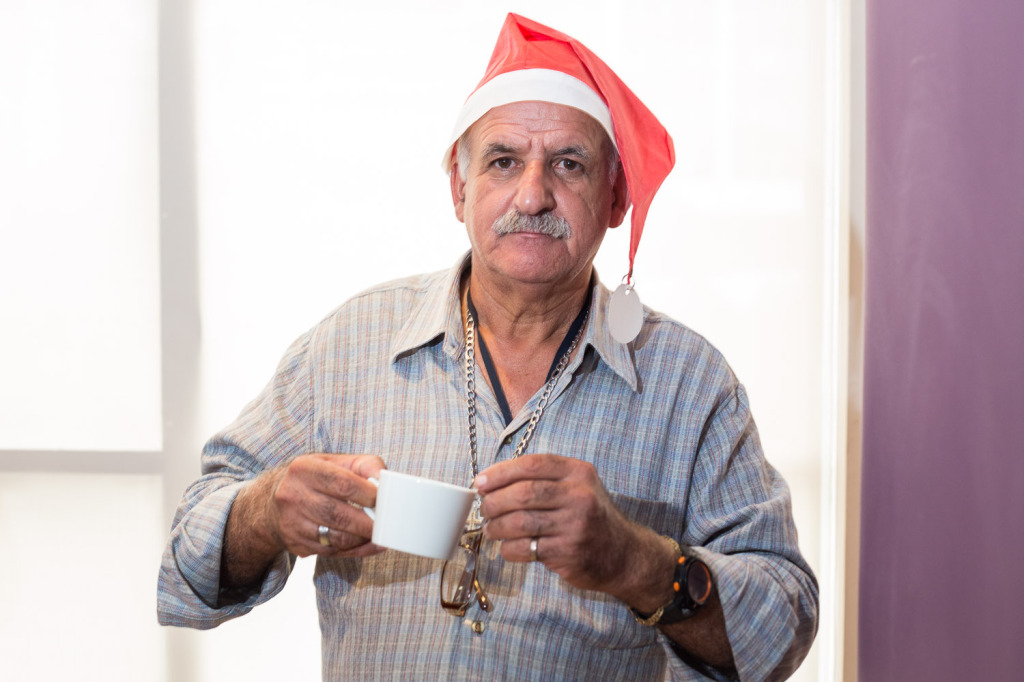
[557,158,582,173]
[492,157,514,170]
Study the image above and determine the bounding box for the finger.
[499,535,564,565]
[306,454,386,502]
[480,478,563,520]
[314,529,381,557]
[296,454,386,508]
[343,541,386,559]
[310,489,376,539]
[341,453,388,481]
[483,507,559,542]
[500,536,543,564]
[295,532,379,558]
[275,487,374,551]
[474,453,572,493]
[290,517,382,558]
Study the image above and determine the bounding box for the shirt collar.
[583,278,641,392]
[389,253,641,393]
[389,252,469,363]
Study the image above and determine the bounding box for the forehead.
[465,101,611,154]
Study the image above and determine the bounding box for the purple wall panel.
[862,1,1024,679]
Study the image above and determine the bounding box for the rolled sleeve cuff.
[689,547,815,682]
[157,483,294,629]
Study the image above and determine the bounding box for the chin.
[496,249,566,277]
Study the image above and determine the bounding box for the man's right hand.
[268,453,386,557]
[221,453,386,590]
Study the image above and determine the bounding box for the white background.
[0,1,836,679]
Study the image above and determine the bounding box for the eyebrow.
[552,145,593,160]
[483,142,518,157]
[482,143,595,160]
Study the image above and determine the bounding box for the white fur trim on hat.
[441,68,616,171]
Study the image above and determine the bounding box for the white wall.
[0,2,837,679]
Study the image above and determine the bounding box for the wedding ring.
[318,525,331,547]
[529,537,539,562]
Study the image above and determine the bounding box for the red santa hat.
[442,13,675,281]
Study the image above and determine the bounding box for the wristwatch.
[630,543,713,626]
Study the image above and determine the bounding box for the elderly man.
[158,14,818,681]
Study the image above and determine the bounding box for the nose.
[512,160,556,216]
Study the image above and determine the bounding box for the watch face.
[687,561,713,605]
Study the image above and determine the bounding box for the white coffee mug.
[364,470,475,560]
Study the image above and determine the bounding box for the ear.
[607,164,630,229]
[450,160,467,224]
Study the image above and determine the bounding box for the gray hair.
[491,208,572,239]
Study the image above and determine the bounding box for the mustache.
[491,210,572,240]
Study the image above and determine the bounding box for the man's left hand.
[474,453,648,596]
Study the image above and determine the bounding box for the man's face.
[450,101,628,290]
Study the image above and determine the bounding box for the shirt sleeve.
[681,383,819,681]
[157,329,316,629]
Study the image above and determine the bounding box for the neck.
[462,265,593,347]
[460,263,592,418]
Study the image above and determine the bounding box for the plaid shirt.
[158,254,817,681]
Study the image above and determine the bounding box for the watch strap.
[630,538,712,627]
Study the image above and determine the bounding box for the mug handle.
[362,477,379,521]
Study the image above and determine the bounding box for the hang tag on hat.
[608,283,643,344]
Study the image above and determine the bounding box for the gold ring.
[318,525,331,547]
[529,537,539,562]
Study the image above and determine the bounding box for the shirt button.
[471,620,485,634]
[503,436,513,446]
